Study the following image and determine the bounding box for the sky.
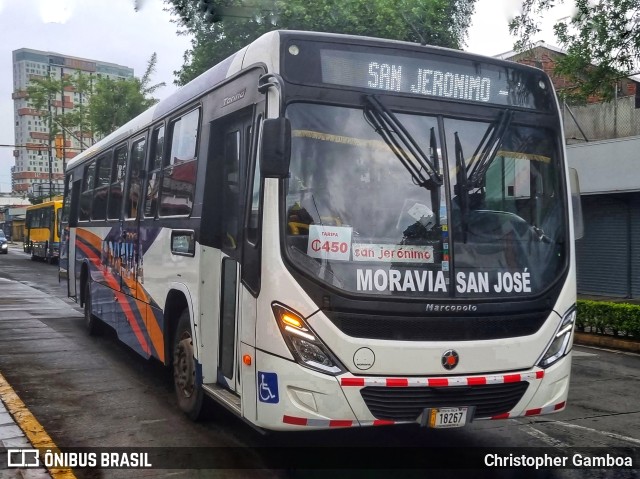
[0,0,575,193]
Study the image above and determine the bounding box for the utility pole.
[47,63,53,200]
[61,65,66,193]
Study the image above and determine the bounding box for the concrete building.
[11,48,134,196]
[499,43,640,299]
[0,194,30,240]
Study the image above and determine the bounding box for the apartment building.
[11,48,134,195]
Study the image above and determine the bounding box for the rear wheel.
[84,280,101,336]
[173,310,204,420]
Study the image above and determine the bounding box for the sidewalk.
[0,397,51,478]
[0,277,80,479]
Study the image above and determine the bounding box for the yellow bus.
[25,198,63,263]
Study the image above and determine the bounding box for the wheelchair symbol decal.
[258,371,279,403]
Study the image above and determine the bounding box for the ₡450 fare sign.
[307,225,353,261]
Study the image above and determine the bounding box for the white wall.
[567,135,640,195]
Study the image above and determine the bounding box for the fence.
[563,95,640,144]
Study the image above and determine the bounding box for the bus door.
[124,137,147,301]
[61,176,81,299]
[216,115,252,394]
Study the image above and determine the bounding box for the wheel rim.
[174,332,195,398]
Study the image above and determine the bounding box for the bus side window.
[145,126,164,218]
[79,160,96,221]
[126,138,146,220]
[92,154,112,220]
[108,145,127,220]
[160,108,199,217]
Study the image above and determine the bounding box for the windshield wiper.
[364,95,442,190]
[454,132,469,242]
[466,109,513,189]
[429,127,441,225]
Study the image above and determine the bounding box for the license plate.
[427,407,469,428]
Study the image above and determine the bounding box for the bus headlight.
[537,307,576,369]
[271,303,345,375]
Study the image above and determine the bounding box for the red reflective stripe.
[329,420,353,427]
[386,378,409,387]
[427,378,449,387]
[554,402,566,410]
[492,413,510,420]
[341,378,365,387]
[525,408,542,416]
[536,371,545,379]
[504,374,521,383]
[467,376,487,385]
[283,415,308,426]
[373,419,395,426]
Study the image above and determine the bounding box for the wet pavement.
[0,243,639,478]
[0,275,77,479]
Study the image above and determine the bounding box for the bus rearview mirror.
[569,168,584,240]
[261,118,291,178]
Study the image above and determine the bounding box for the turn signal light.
[281,313,303,329]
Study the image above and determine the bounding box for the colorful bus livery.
[61,31,578,431]
[25,199,63,263]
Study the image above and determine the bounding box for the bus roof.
[66,30,548,172]
[26,198,62,210]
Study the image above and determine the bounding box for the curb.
[574,332,640,354]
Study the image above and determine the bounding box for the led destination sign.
[320,49,549,109]
[283,41,553,110]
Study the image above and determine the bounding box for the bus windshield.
[283,102,567,299]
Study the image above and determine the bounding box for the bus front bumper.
[253,350,571,431]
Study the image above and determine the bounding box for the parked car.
[0,231,8,254]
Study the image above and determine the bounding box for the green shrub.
[576,300,640,338]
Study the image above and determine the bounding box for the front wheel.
[173,311,204,420]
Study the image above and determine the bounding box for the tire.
[84,281,101,336]
[173,310,204,420]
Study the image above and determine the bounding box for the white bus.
[60,30,579,431]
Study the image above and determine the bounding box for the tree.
[89,53,166,137]
[165,0,476,85]
[26,73,72,151]
[510,0,640,102]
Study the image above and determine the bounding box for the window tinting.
[108,145,127,219]
[160,109,199,216]
[222,129,240,249]
[92,154,112,220]
[247,120,261,244]
[145,126,164,218]
[126,138,146,219]
[61,173,72,223]
[26,207,52,229]
[79,161,96,221]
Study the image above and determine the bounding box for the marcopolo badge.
[353,347,375,370]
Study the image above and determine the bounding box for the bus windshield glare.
[284,102,566,299]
